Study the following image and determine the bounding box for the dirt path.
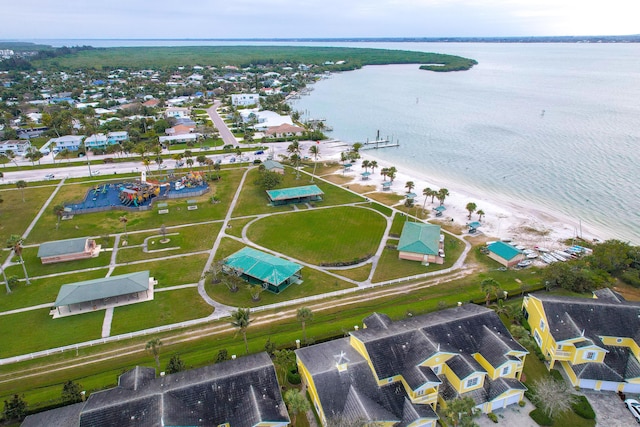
[0,266,477,387]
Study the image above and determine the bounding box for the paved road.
[207,101,239,147]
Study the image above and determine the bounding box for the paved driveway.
[583,390,638,426]
[476,399,538,427]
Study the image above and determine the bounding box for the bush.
[518,400,526,407]
[549,369,564,382]
[287,368,301,385]
[571,395,596,419]
[529,408,553,426]
[487,412,498,423]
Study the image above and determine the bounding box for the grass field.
[0,185,56,246]
[111,253,210,287]
[246,206,386,265]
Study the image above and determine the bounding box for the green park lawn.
[111,253,210,288]
[0,185,56,247]
[0,308,104,358]
[331,264,373,282]
[246,206,387,265]
[116,222,222,263]
[109,287,213,335]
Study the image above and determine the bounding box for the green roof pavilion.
[266,185,324,206]
[486,241,524,267]
[225,247,302,293]
[52,271,152,318]
[397,222,445,264]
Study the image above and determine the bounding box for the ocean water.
[290,43,640,244]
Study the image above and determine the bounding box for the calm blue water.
[23,40,640,243]
[290,43,640,244]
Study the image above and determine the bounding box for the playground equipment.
[118,182,161,207]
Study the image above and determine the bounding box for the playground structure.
[65,171,210,214]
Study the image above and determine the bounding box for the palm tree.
[53,204,65,230]
[465,202,477,220]
[287,141,301,179]
[361,159,370,172]
[308,144,320,183]
[15,180,27,203]
[119,215,128,238]
[477,209,485,221]
[481,278,501,306]
[6,235,30,285]
[369,160,378,175]
[387,166,397,182]
[422,187,433,210]
[230,308,252,354]
[145,338,163,371]
[405,181,415,194]
[284,389,310,426]
[213,162,221,179]
[296,307,313,343]
[437,188,450,206]
[380,167,388,181]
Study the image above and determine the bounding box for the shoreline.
[318,140,606,248]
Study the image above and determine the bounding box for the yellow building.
[522,289,640,393]
[295,305,528,426]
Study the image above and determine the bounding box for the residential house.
[522,291,640,393]
[264,123,305,139]
[50,135,85,152]
[397,222,445,264]
[296,305,528,426]
[164,106,190,119]
[37,237,101,264]
[231,93,260,107]
[486,241,524,267]
[159,133,197,145]
[83,133,108,149]
[107,130,129,144]
[22,352,290,427]
[165,124,195,135]
[224,247,302,294]
[0,139,32,156]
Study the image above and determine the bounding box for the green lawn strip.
[367,202,393,217]
[389,213,405,236]
[328,264,372,282]
[0,269,108,313]
[205,267,355,308]
[4,246,111,279]
[112,253,209,288]
[110,287,213,335]
[0,309,104,358]
[395,204,429,220]
[116,223,221,263]
[225,217,256,238]
[0,186,56,244]
[28,169,242,244]
[0,273,544,412]
[246,206,386,265]
[371,236,465,282]
[214,238,247,261]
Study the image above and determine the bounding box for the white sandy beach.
[315,139,603,249]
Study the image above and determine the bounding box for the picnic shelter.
[266,185,324,206]
[224,247,302,294]
[397,222,445,264]
[37,237,101,264]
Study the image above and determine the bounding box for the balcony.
[549,347,572,360]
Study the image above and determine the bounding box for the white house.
[231,93,259,107]
[84,134,108,149]
[164,107,190,119]
[159,134,198,145]
[107,131,128,144]
[50,135,85,152]
[0,140,32,156]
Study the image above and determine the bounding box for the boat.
[550,252,567,262]
[526,253,538,259]
[515,245,525,250]
[541,254,556,264]
[517,260,533,268]
[534,246,550,253]
[553,250,571,260]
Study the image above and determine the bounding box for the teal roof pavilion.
[398,222,441,255]
[487,241,522,261]
[225,247,302,293]
[266,185,323,205]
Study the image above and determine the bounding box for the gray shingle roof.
[37,237,90,258]
[54,271,150,307]
[23,352,288,427]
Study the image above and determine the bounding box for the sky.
[1,0,638,40]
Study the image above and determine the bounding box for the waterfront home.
[264,123,305,139]
[523,290,640,393]
[231,93,260,107]
[295,305,528,426]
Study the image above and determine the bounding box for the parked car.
[229,157,236,163]
[254,150,264,155]
[44,174,55,180]
[90,170,101,176]
[625,399,640,422]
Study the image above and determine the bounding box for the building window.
[534,330,542,347]
[432,365,441,375]
[387,377,393,383]
[466,377,479,388]
[502,365,510,376]
[539,319,546,331]
[616,338,623,343]
[585,351,596,360]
